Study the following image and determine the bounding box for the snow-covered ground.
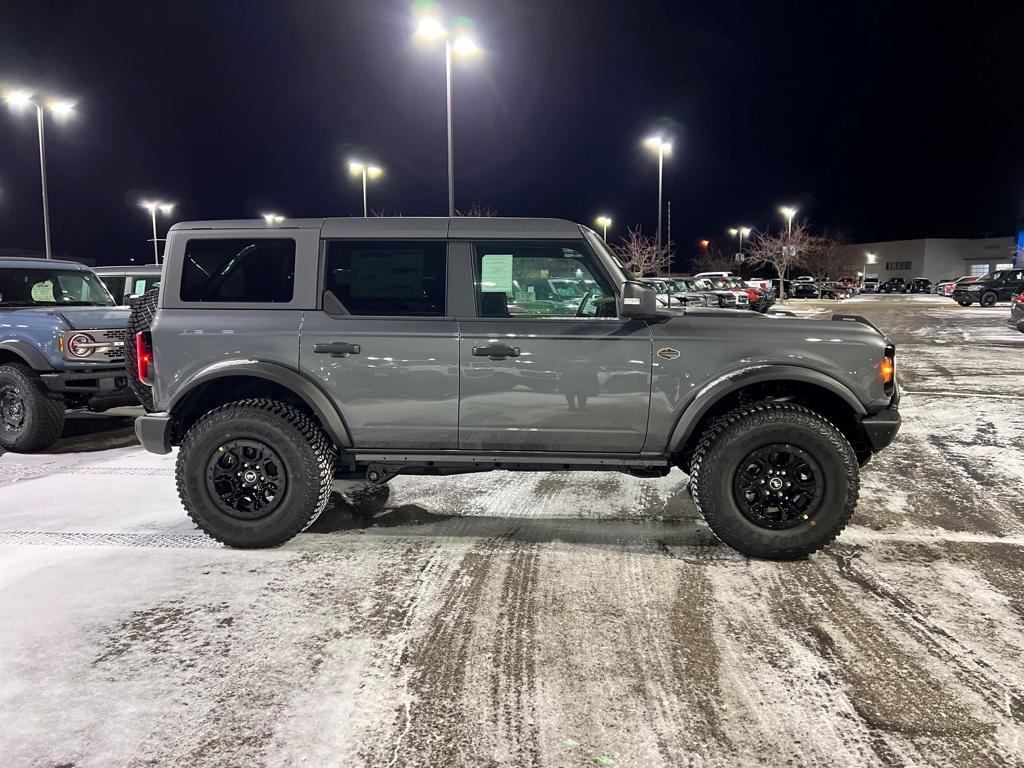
[1,294,1023,767]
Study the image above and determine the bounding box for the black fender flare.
[168,360,353,448]
[0,339,54,371]
[666,364,867,453]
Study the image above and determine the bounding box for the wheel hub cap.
[0,385,25,431]
[732,443,824,530]
[205,439,287,520]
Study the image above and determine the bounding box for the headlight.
[967,285,982,291]
[67,333,95,358]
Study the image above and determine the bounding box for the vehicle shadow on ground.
[307,486,724,554]
[49,413,140,454]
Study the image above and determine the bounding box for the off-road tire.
[689,401,859,560]
[0,363,65,452]
[125,287,160,412]
[176,398,336,547]
[980,291,997,308]
[956,300,972,307]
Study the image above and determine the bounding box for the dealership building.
[835,232,1022,283]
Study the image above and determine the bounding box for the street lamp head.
[643,135,672,156]
[415,15,446,39]
[159,203,175,215]
[452,34,480,56]
[780,206,797,219]
[728,228,739,236]
[367,165,383,179]
[700,239,710,249]
[740,227,751,237]
[3,89,34,110]
[262,212,285,224]
[596,215,611,227]
[348,160,366,175]
[139,200,157,213]
[47,99,76,120]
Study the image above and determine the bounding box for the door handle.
[472,344,521,360]
[314,342,361,358]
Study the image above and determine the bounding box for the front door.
[458,240,653,453]
[299,239,459,449]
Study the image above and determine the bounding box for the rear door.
[1000,270,1024,300]
[299,238,459,449]
[457,239,653,453]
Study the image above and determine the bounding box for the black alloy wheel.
[0,384,26,431]
[732,444,824,530]
[205,439,288,520]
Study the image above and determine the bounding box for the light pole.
[595,215,612,241]
[3,90,76,259]
[140,201,175,264]
[413,5,480,217]
[780,206,797,237]
[643,135,672,250]
[348,161,383,217]
[729,226,752,258]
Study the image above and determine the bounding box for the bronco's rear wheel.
[0,363,65,452]
[956,300,972,307]
[125,287,160,412]
[689,401,859,559]
[176,399,335,547]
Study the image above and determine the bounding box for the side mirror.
[618,281,661,319]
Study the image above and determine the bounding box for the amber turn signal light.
[880,356,895,384]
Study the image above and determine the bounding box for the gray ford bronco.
[0,257,135,451]
[133,217,900,559]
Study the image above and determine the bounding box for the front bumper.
[135,412,172,454]
[952,289,979,302]
[40,367,138,410]
[861,406,902,451]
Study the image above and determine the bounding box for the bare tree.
[369,207,404,217]
[456,203,497,217]
[803,228,849,286]
[745,220,813,301]
[692,240,738,275]
[613,226,672,277]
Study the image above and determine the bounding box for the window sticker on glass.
[133,279,148,295]
[480,254,514,293]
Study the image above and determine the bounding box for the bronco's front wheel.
[689,402,859,559]
[0,363,65,452]
[176,399,335,547]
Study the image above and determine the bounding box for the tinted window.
[180,239,295,303]
[474,241,615,318]
[99,276,127,299]
[324,241,446,316]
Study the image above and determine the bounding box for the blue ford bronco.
[0,257,136,451]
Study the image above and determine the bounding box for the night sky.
[1,0,1022,266]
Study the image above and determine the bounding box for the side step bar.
[337,451,672,483]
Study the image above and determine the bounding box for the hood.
[7,306,130,330]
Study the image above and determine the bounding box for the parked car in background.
[667,277,721,308]
[722,276,773,313]
[93,265,162,305]
[819,282,851,300]
[640,277,690,308]
[1010,289,1024,332]
[946,275,976,297]
[0,257,136,451]
[907,277,932,294]
[791,281,820,298]
[701,276,751,308]
[862,277,879,293]
[839,277,860,295]
[933,278,954,294]
[880,278,906,294]
[952,269,1024,307]
[692,277,746,308]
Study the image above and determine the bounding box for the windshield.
[0,268,115,307]
[548,278,589,298]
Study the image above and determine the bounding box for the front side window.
[180,238,295,303]
[324,241,446,317]
[475,241,615,318]
[0,269,114,307]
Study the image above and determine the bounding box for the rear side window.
[324,241,446,316]
[180,238,295,303]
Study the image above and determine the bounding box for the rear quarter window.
[180,238,296,303]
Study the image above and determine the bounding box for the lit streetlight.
[779,206,797,236]
[729,226,752,256]
[139,200,175,264]
[262,212,285,224]
[3,89,76,259]
[643,135,672,250]
[413,2,481,216]
[595,215,612,241]
[348,161,383,217]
